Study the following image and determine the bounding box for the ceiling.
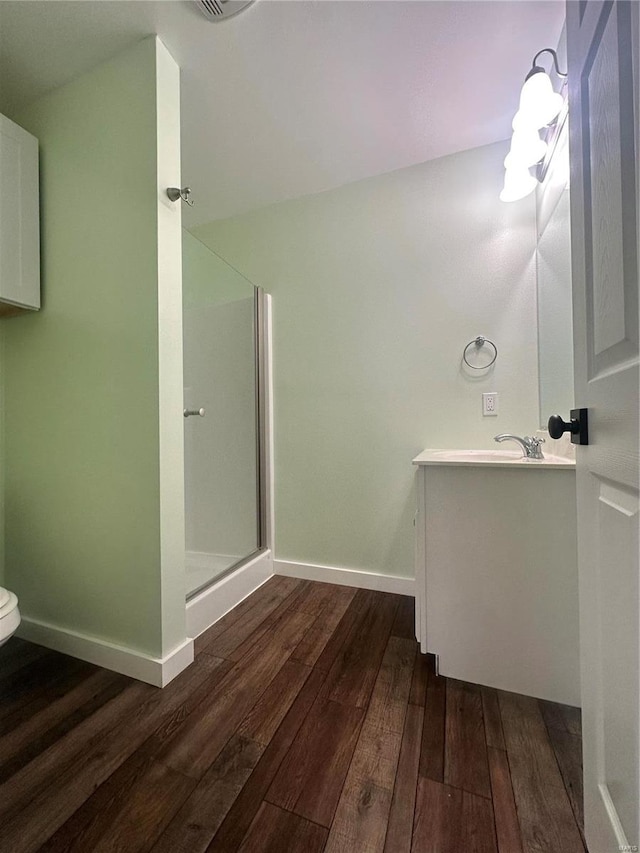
[0,0,564,226]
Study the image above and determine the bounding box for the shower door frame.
[254,286,269,555]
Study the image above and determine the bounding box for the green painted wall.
[2,39,168,656]
[194,141,539,579]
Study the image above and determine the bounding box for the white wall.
[155,39,187,656]
[194,140,539,579]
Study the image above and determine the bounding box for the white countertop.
[412,449,576,470]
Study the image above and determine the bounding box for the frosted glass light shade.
[515,70,563,129]
[504,128,547,169]
[500,166,537,202]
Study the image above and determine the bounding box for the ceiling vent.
[194,0,255,22]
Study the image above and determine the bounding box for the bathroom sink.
[412,449,575,469]
[430,449,523,463]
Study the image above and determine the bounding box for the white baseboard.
[274,559,415,596]
[186,548,273,639]
[17,618,193,688]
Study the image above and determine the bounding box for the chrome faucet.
[494,433,545,459]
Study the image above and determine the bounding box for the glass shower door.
[182,231,263,597]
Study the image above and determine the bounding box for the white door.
[566,2,639,851]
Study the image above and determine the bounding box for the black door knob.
[548,415,576,438]
[548,408,589,445]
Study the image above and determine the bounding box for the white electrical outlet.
[482,392,498,416]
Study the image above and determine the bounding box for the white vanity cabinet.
[413,450,580,706]
[0,113,40,315]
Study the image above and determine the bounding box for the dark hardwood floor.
[0,577,586,853]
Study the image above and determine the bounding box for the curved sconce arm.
[529,47,568,79]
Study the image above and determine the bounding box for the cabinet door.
[0,113,40,310]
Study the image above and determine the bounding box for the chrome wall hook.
[167,186,194,207]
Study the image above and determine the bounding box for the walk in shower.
[182,231,266,597]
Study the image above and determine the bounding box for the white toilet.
[0,587,20,648]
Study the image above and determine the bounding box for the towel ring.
[463,336,498,369]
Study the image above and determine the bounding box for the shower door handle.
[184,408,206,418]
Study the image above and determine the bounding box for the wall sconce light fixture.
[500,48,567,202]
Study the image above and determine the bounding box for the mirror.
[536,186,574,427]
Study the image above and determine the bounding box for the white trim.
[186,548,274,638]
[274,559,415,596]
[263,293,275,553]
[598,783,630,849]
[16,617,193,688]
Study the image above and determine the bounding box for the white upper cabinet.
[0,113,40,313]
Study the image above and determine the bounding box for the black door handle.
[548,408,589,445]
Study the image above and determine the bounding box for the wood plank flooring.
[0,577,586,852]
